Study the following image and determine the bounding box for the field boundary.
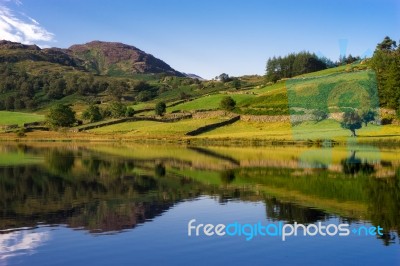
[73,114,193,132]
[185,116,240,136]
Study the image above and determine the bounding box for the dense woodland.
[370,36,400,110]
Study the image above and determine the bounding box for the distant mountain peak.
[182,73,205,80]
[68,41,184,77]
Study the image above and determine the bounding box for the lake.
[0,143,399,265]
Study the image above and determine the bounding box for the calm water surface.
[0,143,399,265]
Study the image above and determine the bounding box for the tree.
[220,96,236,111]
[265,51,327,82]
[312,109,328,122]
[82,104,102,123]
[360,110,376,127]
[5,96,15,110]
[218,73,231,83]
[155,101,166,116]
[232,78,241,90]
[133,80,151,91]
[370,36,400,109]
[136,91,153,102]
[376,36,397,51]
[341,110,362,137]
[47,78,66,99]
[47,104,76,128]
[109,80,128,100]
[109,102,127,118]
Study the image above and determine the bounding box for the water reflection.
[341,151,375,176]
[0,143,398,249]
[0,230,49,262]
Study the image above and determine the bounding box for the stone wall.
[240,115,290,122]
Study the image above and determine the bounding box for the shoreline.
[1,131,400,147]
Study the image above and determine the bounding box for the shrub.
[155,101,166,116]
[47,104,76,128]
[110,102,127,118]
[82,104,102,123]
[312,110,328,122]
[125,107,135,117]
[220,96,236,111]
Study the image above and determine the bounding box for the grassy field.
[89,118,229,136]
[197,118,400,142]
[1,62,399,145]
[287,70,378,112]
[168,93,255,112]
[0,111,45,126]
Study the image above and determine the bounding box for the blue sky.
[0,0,399,79]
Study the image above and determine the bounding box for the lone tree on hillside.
[341,110,362,137]
[47,104,76,128]
[360,110,376,127]
[220,96,236,111]
[155,101,166,116]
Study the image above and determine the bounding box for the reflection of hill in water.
[0,144,399,245]
[0,163,203,233]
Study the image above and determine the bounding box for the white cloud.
[0,4,54,45]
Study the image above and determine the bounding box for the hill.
[69,41,184,77]
[0,40,79,67]
[0,40,195,112]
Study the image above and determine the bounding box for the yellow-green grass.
[295,62,368,79]
[0,111,45,126]
[89,118,228,136]
[87,144,233,167]
[247,80,286,95]
[197,119,400,141]
[291,119,382,140]
[168,93,255,112]
[130,102,155,111]
[198,120,292,139]
[192,145,400,166]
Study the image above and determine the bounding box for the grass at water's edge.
[1,130,400,147]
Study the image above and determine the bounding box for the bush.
[220,96,236,111]
[109,102,127,118]
[125,107,135,117]
[47,104,76,128]
[155,101,166,116]
[312,110,328,122]
[82,104,102,123]
[360,110,376,126]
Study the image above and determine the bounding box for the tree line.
[265,51,329,82]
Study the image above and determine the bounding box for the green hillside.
[0,111,44,126]
[0,37,399,142]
